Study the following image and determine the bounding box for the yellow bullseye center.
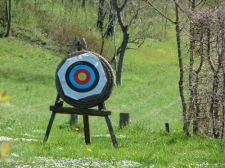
[78,72,87,81]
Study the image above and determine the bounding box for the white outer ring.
[57,52,107,100]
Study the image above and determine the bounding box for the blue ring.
[65,61,100,92]
[68,65,95,89]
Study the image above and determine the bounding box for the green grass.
[0,37,224,167]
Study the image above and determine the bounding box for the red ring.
[74,69,91,84]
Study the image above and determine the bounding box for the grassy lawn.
[0,37,224,167]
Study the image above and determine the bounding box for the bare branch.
[173,0,188,15]
[196,0,207,8]
[128,2,142,26]
[145,0,176,24]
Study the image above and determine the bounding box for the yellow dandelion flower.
[0,142,12,158]
[0,90,10,102]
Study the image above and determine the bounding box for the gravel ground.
[36,157,142,168]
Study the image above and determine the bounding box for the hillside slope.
[0,38,224,167]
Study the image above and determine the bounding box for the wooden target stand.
[43,94,119,148]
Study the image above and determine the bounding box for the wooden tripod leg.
[105,116,119,148]
[43,112,56,142]
[83,115,91,145]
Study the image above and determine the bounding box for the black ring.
[65,61,99,92]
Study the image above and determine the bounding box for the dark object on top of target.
[56,51,114,108]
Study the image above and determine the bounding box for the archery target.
[56,51,114,108]
[66,61,99,92]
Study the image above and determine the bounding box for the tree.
[111,0,150,85]
[144,0,189,135]
[0,0,11,37]
[5,0,11,37]
[145,0,225,138]
[111,0,129,85]
[105,0,115,36]
[97,0,105,32]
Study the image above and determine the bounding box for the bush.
[12,0,114,59]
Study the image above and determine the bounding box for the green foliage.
[11,0,114,58]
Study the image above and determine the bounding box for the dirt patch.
[0,136,38,142]
[37,157,142,167]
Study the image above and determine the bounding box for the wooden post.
[69,37,88,127]
[165,123,170,133]
[105,116,119,148]
[119,113,130,129]
[99,103,119,148]
[43,94,62,142]
[70,114,78,127]
[69,37,79,127]
[43,112,56,142]
[83,115,91,144]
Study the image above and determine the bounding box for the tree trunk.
[188,0,197,135]
[112,0,128,86]
[174,2,188,135]
[106,0,114,36]
[209,32,222,138]
[106,11,114,36]
[188,20,195,134]
[221,27,225,138]
[5,0,11,37]
[100,33,105,55]
[222,71,225,138]
[81,0,85,7]
[34,0,37,11]
[193,75,200,134]
[162,0,168,39]
[116,31,129,85]
[206,28,213,134]
[211,74,220,138]
[193,31,204,135]
[97,0,105,31]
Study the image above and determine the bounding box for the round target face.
[57,52,108,101]
[65,61,99,92]
[56,51,114,108]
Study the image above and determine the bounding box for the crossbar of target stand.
[49,106,111,116]
[44,105,118,148]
